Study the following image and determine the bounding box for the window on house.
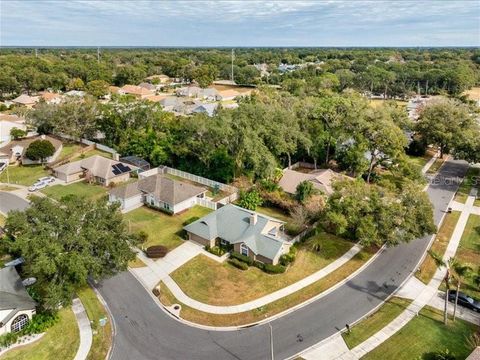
[11,314,29,333]
[220,239,228,246]
[240,243,249,256]
[163,203,170,210]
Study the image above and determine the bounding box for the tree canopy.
[25,139,55,162]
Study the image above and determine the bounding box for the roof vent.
[249,213,257,226]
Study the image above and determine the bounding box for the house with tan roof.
[145,74,171,84]
[0,135,62,165]
[119,85,155,99]
[39,91,63,104]
[11,94,39,108]
[279,168,352,196]
[108,174,207,213]
[52,155,135,186]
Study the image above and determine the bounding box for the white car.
[28,181,48,192]
[37,176,55,184]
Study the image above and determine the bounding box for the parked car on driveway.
[37,176,55,184]
[448,291,480,312]
[28,181,48,192]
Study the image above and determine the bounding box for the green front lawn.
[77,287,112,360]
[171,233,355,306]
[1,308,79,360]
[342,297,413,349]
[58,143,84,160]
[124,205,212,250]
[454,167,480,204]
[256,205,291,223]
[426,157,445,174]
[41,182,107,202]
[0,165,50,186]
[362,306,479,360]
[406,154,432,169]
[454,214,480,299]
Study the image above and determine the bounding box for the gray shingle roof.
[184,204,286,260]
[0,267,36,324]
[109,182,142,199]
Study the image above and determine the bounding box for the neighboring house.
[53,155,135,186]
[0,135,62,165]
[201,88,220,101]
[0,116,27,145]
[138,82,157,92]
[191,103,218,117]
[119,85,155,99]
[279,168,352,196]
[176,86,202,98]
[108,174,207,213]
[39,91,63,104]
[0,266,36,336]
[146,94,169,103]
[11,94,39,108]
[159,96,184,111]
[120,155,151,171]
[184,204,291,265]
[64,90,86,97]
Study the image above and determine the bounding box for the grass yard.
[0,185,18,191]
[77,287,112,360]
[0,165,50,186]
[159,246,376,327]
[426,157,445,174]
[406,153,432,170]
[1,308,79,360]
[256,205,291,223]
[454,167,480,204]
[171,233,355,306]
[41,182,107,202]
[342,297,412,349]
[368,99,407,109]
[58,143,84,160]
[454,214,480,299]
[362,306,479,360]
[124,205,212,250]
[416,211,461,284]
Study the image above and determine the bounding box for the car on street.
[28,181,49,192]
[448,291,480,312]
[37,176,56,184]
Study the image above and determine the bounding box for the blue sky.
[1,0,478,47]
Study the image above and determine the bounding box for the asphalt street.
[0,191,30,215]
[96,160,469,360]
[0,161,469,360]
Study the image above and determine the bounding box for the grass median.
[159,247,377,327]
[362,306,479,360]
[454,167,480,204]
[415,211,461,284]
[342,297,412,349]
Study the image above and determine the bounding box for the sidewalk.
[72,298,93,360]
[131,241,362,314]
[300,188,478,360]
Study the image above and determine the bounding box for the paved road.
[98,161,469,360]
[0,191,30,215]
[0,162,468,360]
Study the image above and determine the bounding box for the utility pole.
[35,48,38,58]
[231,49,235,83]
[97,47,100,63]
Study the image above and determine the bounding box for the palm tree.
[427,250,451,325]
[449,258,472,321]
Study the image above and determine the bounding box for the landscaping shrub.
[146,245,168,258]
[145,202,174,215]
[205,245,226,257]
[0,332,18,348]
[279,246,297,266]
[230,251,254,266]
[253,261,265,270]
[228,258,248,270]
[259,179,279,192]
[238,189,263,210]
[263,263,286,274]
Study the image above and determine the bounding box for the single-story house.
[119,85,155,99]
[0,135,62,165]
[0,266,36,335]
[39,91,63,104]
[176,86,203,98]
[11,94,39,108]
[279,168,352,196]
[138,82,157,92]
[191,103,218,117]
[53,155,135,186]
[108,174,207,213]
[184,204,291,265]
[159,96,185,112]
[64,90,86,97]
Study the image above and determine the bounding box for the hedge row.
[228,258,249,270]
[230,251,286,274]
